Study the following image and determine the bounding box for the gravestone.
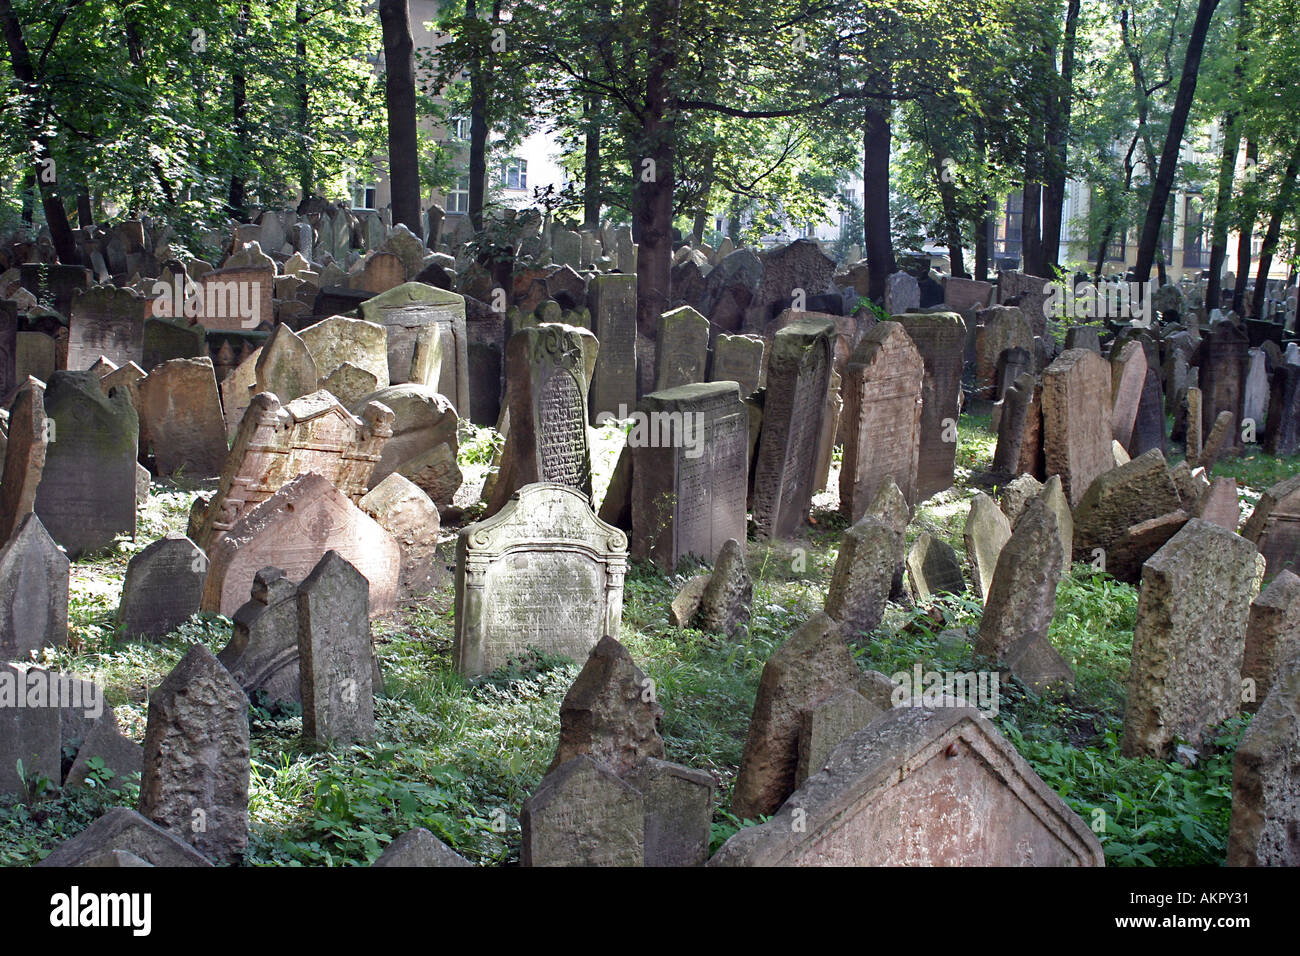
[255,324,318,403]
[67,286,147,370]
[1242,474,1300,580]
[750,317,834,540]
[298,551,375,746]
[548,635,664,777]
[201,472,401,618]
[353,384,461,509]
[710,706,1104,866]
[138,357,228,478]
[33,371,137,559]
[1242,570,1300,714]
[587,274,639,424]
[1041,348,1113,506]
[974,497,1073,693]
[455,483,627,676]
[217,567,300,706]
[905,532,965,601]
[1122,519,1265,758]
[630,382,748,570]
[654,306,710,391]
[895,312,966,499]
[731,612,865,820]
[709,333,765,396]
[0,514,68,661]
[117,533,205,639]
[139,645,250,864]
[838,322,924,519]
[0,377,48,543]
[359,282,469,415]
[964,493,1012,603]
[520,756,643,867]
[824,515,895,635]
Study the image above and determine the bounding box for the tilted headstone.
[117,533,205,639]
[33,371,137,559]
[139,645,250,864]
[630,382,748,570]
[359,282,470,416]
[202,472,400,618]
[0,377,48,544]
[455,483,627,676]
[1041,348,1112,506]
[711,706,1104,866]
[895,312,966,499]
[751,317,834,540]
[298,550,375,746]
[1122,519,1265,758]
[838,322,924,519]
[138,357,228,478]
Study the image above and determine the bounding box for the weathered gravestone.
[190,390,392,552]
[67,286,147,370]
[217,567,300,705]
[139,645,249,864]
[974,497,1074,693]
[895,312,966,499]
[1227,650,1300,866]
[138,357,228,478]
[1122,519,1265,758]
[201,472,400,618]
[710,705,1104,866]
[298,551,375,746]
[587,274,638,424]
[1041,348,1113,506]
[654,306,710,391]
[838,322,923,519]
[520,756,644,866]
[709,333,765,396]
[33,371,137,559]
[1242,474,1300,581]
[0,376,48,544]
[630,382,748,570]
[454,483,627,676]
[751,317,834,540]
[359,282,470,416]
[353,384,461,510]
[0,664,62,796]
[1241,570,1300,713]
[117,533,205,639]
[36,807,212,867]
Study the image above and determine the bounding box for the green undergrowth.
[0,413,1276,868]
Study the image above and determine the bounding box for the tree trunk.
[1041,0,1081,271]
[1249,136,1300,319]
[583,95,602,228]
[1232,138,1258,312]
[1133,0,1222,282]
[380,0,422,233]
[862,98,895,301]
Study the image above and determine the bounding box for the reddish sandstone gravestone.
[201,472,400,619]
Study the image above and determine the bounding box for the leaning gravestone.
[298,551,375,746]
[455,483,628,676]
[895,312,966,499]
[0,376,48,544]
[117,533,206,639]
[33,371,137,559]
[710,705,1104,866]
[0,515,69,661]
[630,382,748,570]
[1041,348,1113,506]
[520,755,644,867]
[1122,519,1265,758]
[359,282,470,416]
[654,306,710,391]
[751,317,834,540]
[201,472,401,618]
[838,321,924,519]
[138,357,228,478]
[217,567,301,705]
[139,645,250,864]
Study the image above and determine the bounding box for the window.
[500,157,527,190]
[447,174,470,215]
[351,183,377,210]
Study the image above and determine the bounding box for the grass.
[2,413,1296,867]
